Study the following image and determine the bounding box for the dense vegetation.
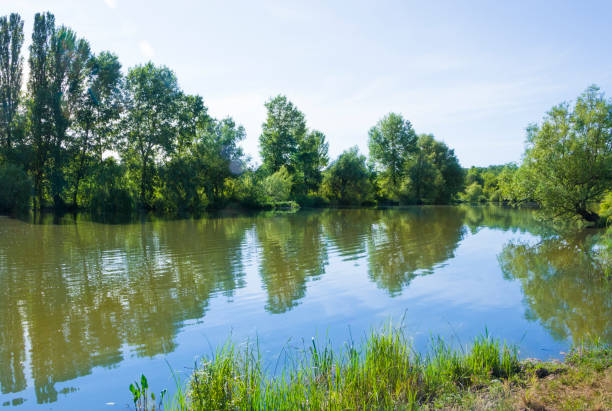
[458,86,612,226]
[1,12,610,224]
[129,329,611,410]
[0,12,465,215]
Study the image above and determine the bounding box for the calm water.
[0,206,610,409]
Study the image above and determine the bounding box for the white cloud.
[139,41,155,59]
[104,0,117,9]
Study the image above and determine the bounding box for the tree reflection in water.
[499,230,612,344]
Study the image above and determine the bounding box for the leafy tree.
[459,182,485,203]
[418,135,463,203]
[511,86,612,223]
[402,150,442,204]
[161,111,245,211]
[26,13,92,209]
[80,158,133,213]
[0,162,31,212]
[0,13,24,151]
[47,26,91,208]
[368,113,417,197]
[402,134,463,204]
[196,117,245,205]
[460,164,518,204]
[599,192,612,224]
[27,12,55,208]
[322,147,373,205]
[233,170,266,208]
[293,129,328,195]
[259,95,306,174]
[121,63,180,208]
[69,51,123,206]
[263,166,292,202]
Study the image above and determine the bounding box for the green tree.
[259,95,306,174]
[322,147,373,205]
[511,86,612,223]
[403,149,442,204]
[47,26,91,208]
[69,51,123,207]
[368,113,417,197]
[402,134,463,204]
[263,166,292,202]
[121,63,180,208]
[459,182,485,203]
[0,162,31,212]
[196,116,245,206]
[294,129,328,195]
[27,12,55,208]
[0,13,24,152]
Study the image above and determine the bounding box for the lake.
[0,206,610,409]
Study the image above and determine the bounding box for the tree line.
[1,12,610,225]
[0,12,465,214]
[460,85,612,226]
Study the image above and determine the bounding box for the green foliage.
[153,328,521,410]
[500,231,612,341]
[79,158,133,213]
[2,11,484,215]
[263,166,292,202]
[0,13,24,150]
[401,134,464,204]
[322,146,373,205]
[129,373,166,411]
[293,129,328,196]
[259,95,306,174]
[368,112,417,198]
[510,85,612,223]
[232,172,266,208]
[459,182,486,203]
[460,164,518,204]
[0,162,32,211]
[598,192,612,224]
[121,62,181,208]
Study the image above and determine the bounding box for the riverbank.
[137,329,611,410]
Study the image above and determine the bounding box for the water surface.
[0,206,609,409]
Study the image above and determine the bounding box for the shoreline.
[132,330,611,410]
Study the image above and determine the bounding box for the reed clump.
[182,328,520,410]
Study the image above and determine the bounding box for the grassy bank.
[132,329,611,410]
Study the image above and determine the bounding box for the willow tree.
[511,86,612,223]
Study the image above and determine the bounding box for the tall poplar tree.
[0,13,24,151]
[28,12,55,208]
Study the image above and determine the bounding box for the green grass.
[132,329,610,410]
[145,327,521,410]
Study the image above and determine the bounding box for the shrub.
[0,162,32,212]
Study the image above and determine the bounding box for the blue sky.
[3,1,612,167]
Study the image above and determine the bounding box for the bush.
[233,173,266,209]
[0,163,32,212]
[599,192,612,225]
[80,159,134,213]
[459,182,486,203]
[263,166,292,202]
